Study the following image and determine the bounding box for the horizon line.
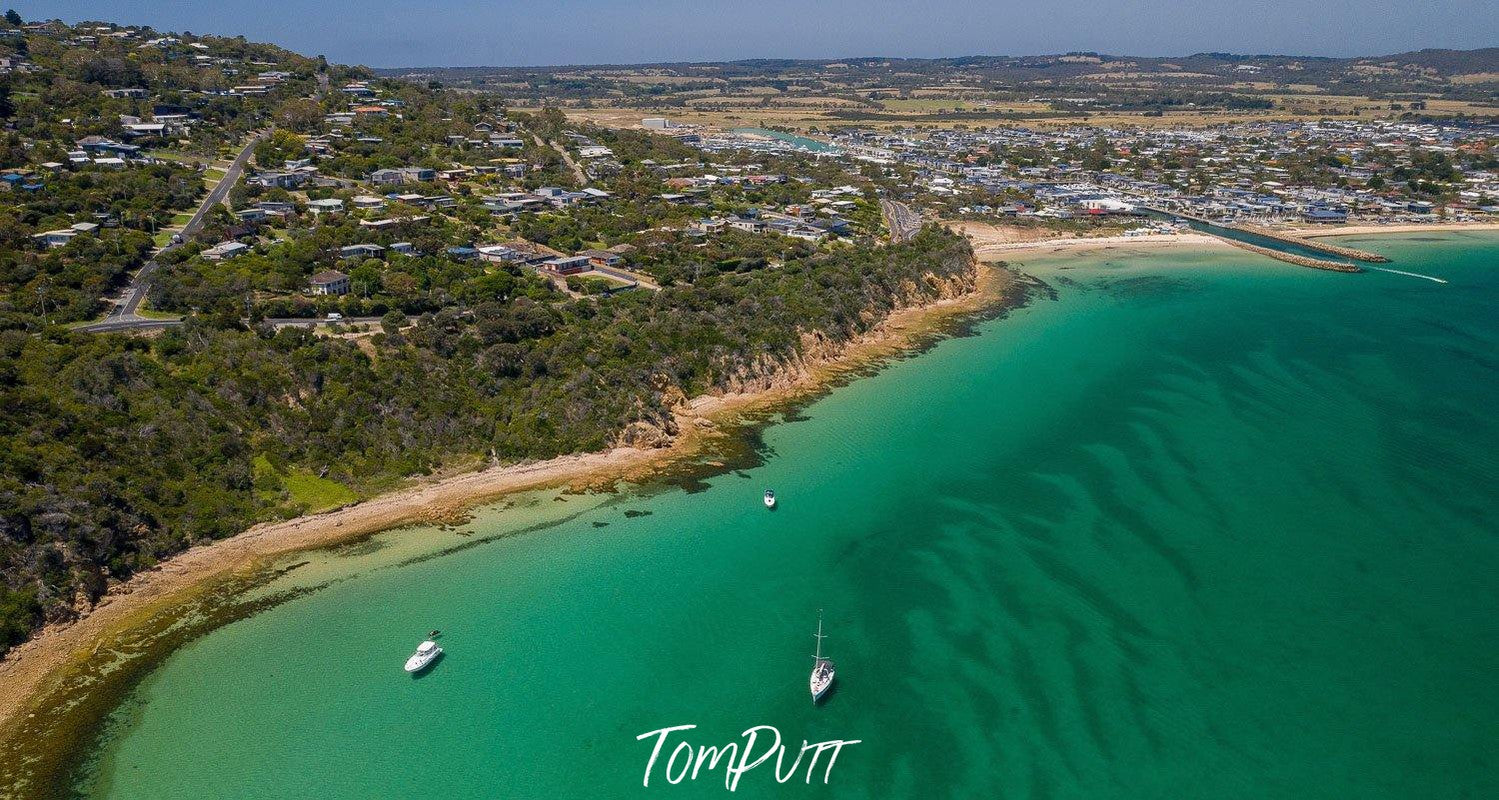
[365,45,1493,73]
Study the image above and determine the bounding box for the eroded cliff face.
[609,258,980,450]
[716,263,977,397]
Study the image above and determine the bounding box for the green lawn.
[253,455,359,513]
[135,308,182,320]
[281,471,359,512]
[153,213,194,246]
[146,149,211,166]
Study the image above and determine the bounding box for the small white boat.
[809,613,835,704]
[763,489,776,509]
[404,640,442,673]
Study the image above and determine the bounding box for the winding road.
[78,131,268,333]
[534,134,589,186]
[880,198,923,243]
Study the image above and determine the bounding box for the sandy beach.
[0,261,1020,740]
[953,221,1228,259]
[3,217,1491,762]
[955,219,1499,261]
[1286,222,1499,238]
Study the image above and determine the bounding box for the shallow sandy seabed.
[5,218,1492,743]
[0,262,1020,738]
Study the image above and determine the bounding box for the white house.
[202,241,249,260]
[310,270,351,296]
[307,198,345,216]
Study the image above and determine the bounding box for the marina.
[1139,206,1369,271]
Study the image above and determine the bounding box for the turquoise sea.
[729,128,841,153]
[75,234,1499,798]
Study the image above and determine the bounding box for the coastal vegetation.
[0,221,974,655]
[0,15,985,657]
[1,13,1490,669]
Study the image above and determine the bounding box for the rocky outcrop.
[614,420,674,449]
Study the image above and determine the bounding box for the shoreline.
[952,222,1230,260]
[954,220,1499,262]
[2,220,1492,791]
[0,261,1023,766]
[1284,222,1499,238]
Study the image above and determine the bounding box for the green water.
[78,234,1499,798]
[730,128,840,153]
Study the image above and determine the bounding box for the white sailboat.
[809,613,835,704]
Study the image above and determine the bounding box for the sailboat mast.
[813,612,824,659]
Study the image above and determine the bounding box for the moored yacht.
[764,489,776,509]
[809,613,835,703]
[404,639,442,673]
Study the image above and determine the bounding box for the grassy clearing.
[134,308,182,320]
[281,471,359,512]
[253,455,359,513]
[557,87,1499,134]
[881,98,975,111]
[146,149,211,165]
[152,216,192,247]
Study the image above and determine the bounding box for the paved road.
[77,315,386,334]
[263,316,384,329]
[76,315,185,333]
[592,264,660,290]
[534,134,589,186]
[880,199,923,243]
[78,131,269,333]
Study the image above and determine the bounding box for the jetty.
[1227,223,1390,263]
[1138,205,1369,273]
[1218,238,1362,273]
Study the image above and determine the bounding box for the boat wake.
[1369,266,1448,284]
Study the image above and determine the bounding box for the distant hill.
[378,47,1499,111]
[378,47,1499,77]
[1362,47,1499,76]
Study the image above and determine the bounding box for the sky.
[18,0,1499,67]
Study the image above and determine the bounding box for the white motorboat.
[809,613,835,703]
[404,639,442,673]
[764,489,776,509]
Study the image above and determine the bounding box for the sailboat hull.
[810,657,835,703]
